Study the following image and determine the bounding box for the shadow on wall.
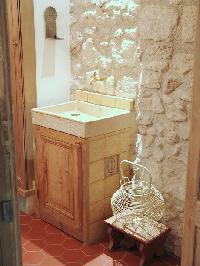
[33,0,70,107]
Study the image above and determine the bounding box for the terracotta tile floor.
[20,212,180,266]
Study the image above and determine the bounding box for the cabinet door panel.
[44,137,75,218]
[35,126,83,240]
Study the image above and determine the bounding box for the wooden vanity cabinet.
[33,125,85,240]
[33,121,136,243]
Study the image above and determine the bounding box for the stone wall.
[137,0,197,256]
[70,0,141,99]
[70,0,198,256]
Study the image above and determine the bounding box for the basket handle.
[120,160,152,190]
[120,176,130,186]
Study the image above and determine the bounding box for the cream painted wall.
[33,0,70,107]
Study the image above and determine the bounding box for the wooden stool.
[105,215,170,266]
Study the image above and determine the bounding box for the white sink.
[32,100,134,138]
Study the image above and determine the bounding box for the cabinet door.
[34,126,83,240]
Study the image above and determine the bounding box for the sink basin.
[32,100,134,138]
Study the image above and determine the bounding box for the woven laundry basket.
[111,160,165,222]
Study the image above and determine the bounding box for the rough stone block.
[137,112,153,126]
[139,5,179,41]
[140,70,161,89]
[152,94,165,114]
[116,76,138,99]
[182,6,197,43]
[172,53,194,75]
[163,77,183,95]
[166,109,187,122]
[144,60,169,73]
[81,38,99,69]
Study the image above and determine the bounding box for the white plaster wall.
[33,0,70,107]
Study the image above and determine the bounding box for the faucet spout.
[90,71,106,85]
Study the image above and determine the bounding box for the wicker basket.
[111,160,165,221]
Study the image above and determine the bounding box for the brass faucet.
[89,71,106,85]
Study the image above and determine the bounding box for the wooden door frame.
[6,0,27,192]
[0,0,36,264]
[6,0,36,198]
[0,0,21,265]
[20,0,37,194]
[181,1,200,266]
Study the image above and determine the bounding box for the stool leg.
[154,234,167,257]
[139,243,155,266]
[107,227,124,251]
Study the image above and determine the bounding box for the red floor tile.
[23,265,39,266]
[23,251,44,264]
[26,229,48,240]
[21,224,32,235]
[22,247,27,256]
[65,263,82,266]
[40,256,66,266]
[30,219,46,230]
[43,244,65,257]
[81,243,105,256]
[21,236,28,245]
[63,237,83,250]
[104,261,126,266]
[44,233,66,245]
[61,249,86,263]
[20,213,33,225]
[24,239,47,252]
[44,223,64,234]
[81,255,99,265]
[20,212,180,266]
[84,254,112,266]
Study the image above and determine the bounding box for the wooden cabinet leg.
[107,226,124,251]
